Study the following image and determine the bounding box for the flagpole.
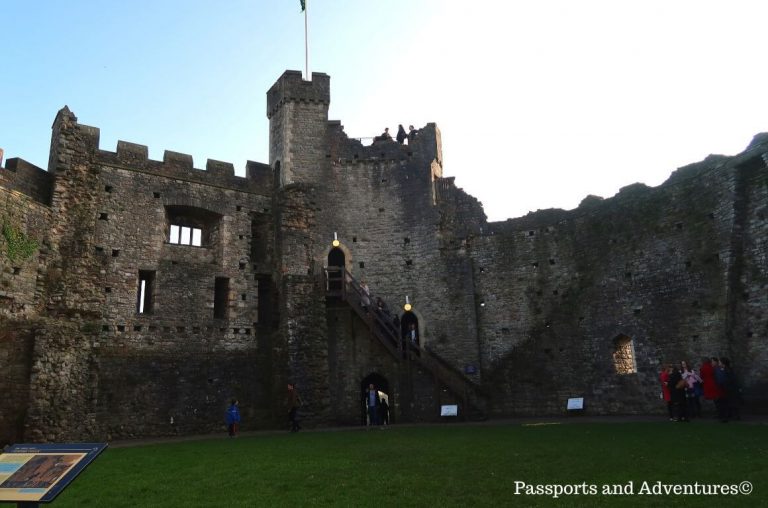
[304,0,309,79]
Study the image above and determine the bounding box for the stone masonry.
[1,70,767,444]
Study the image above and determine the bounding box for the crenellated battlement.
[328,121,442,172]
[0,158,53,205]
[266,70,330,120]
[44,108,275,194]
[5,68,768,445]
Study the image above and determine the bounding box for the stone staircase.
[325,267,487,420]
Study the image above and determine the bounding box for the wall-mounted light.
[404,295,412,312]
[332,231,340,248]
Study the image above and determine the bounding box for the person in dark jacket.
[668,366,688,422]
[719,358,741,421]
[365,383,381,426]
[396,124,407,144]
[287,383,302,432]
[408,125,418,143]
[226,399,241,437]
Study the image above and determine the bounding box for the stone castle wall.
[1,70,768,444]
[0,163,52,445]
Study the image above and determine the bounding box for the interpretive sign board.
[0,443,107,504]
[566,397,584,411]
[440,404,458,417]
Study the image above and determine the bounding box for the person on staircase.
[360,280,371,312]
[407,323,419,348]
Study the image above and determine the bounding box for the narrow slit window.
[137,270,156,314]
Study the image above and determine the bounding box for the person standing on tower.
[396,124,407,144]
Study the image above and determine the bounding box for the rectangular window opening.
[169,224,202,246]
[169,225,180,244]
[137,270,156,314]
[214,277,230,319]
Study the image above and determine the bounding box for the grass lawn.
[42,421,767,507]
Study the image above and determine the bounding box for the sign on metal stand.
[0,443,107,507]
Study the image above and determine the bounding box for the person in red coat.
[660,365,673,420]
[700,357,722,416]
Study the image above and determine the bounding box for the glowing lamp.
[332,232,340,247]
[404,295,412,312]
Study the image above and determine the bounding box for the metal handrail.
[323,266,487,416]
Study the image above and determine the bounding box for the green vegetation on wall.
[2,222,38,263]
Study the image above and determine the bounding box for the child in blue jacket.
[226,399,241,437]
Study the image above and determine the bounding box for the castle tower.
[266,70,331,186]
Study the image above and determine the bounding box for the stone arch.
[612,334,637,374]
[400,309,422,347]
[326,247,346,292]
[323,242,353,273]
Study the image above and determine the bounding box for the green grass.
[37,421,768,507]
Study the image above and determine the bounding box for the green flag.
[300,0,305,11]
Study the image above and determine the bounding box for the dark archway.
[328,247,345,268]
[327,247,345,292]
[361,372,390,425]
[401,311,419,349]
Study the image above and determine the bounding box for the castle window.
[169,225,202,246]
[137,270,156,314]
[214,277,229,319]
[165,205,222,247]
[613,334,636,374]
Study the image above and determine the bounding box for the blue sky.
[3,1,768,221]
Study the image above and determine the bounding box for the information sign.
[0,442,107,504]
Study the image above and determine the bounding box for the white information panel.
[566,397,584,410]
[440,405,458,416]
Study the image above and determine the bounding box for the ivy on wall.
[2,222,38,263]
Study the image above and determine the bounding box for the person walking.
[286,383,302,432]
[226,399,241,437]
[365,383,381,426]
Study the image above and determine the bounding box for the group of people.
[660,357,741,423]
[373,124,418,145]
[227,381,392,436]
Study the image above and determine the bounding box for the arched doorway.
[401,311,419,350]
[327,247,345,292]
[361,373,391,426]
